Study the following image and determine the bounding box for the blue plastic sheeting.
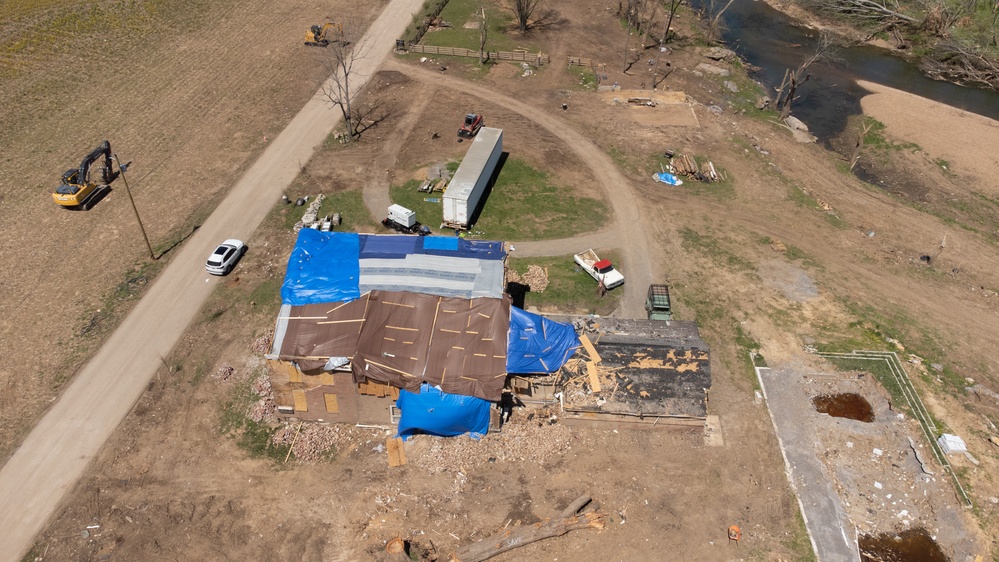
[396,384,491,440]
[654,172,683,186]
[281,230,361,305]
[507,307,580,374]
[443,238,505,259]
[358,234,420,259]
[421,236,460,251]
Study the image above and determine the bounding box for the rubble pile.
[272,423,373,463]
[410,410,572,473]
[213,362,235,381]
[251,330,273,354]
[247,373,276,423]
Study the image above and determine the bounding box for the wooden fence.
[406,44,550,65]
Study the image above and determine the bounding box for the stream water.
[709,0,999,140]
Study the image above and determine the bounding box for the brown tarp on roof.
[352,291,510,401]
[276,294,371,371]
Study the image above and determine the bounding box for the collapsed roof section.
[280,230,506,305]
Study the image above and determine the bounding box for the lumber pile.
[507,265,549,292]
[664,152,722,183]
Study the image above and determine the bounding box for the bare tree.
[512,0,543,32]
[773,33,838,119]
[801,0,916,24]
[479,6,487,65]
[317,18,369,142]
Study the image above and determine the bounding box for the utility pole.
[113,154,156,260]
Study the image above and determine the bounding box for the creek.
[708,0,999,141]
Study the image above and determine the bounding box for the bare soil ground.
[4,0,999,561]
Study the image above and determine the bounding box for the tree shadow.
[352,99,401,139]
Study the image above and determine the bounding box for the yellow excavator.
[52,140,119,209]
[304,22,343,47]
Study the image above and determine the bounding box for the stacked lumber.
[667,153,722,183]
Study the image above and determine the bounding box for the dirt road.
[381,58,654,317]
[0,0,426,558]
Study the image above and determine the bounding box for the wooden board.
[319,372,335,386]
[288,365,303,383]
[292,390,308,412]
[386,437,407,467]
[579,334,601,364]
[586,361,601,392]
[324,393,339,414]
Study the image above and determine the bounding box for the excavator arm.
[53,140,119,208]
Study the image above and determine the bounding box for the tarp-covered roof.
[269,292,581,401]
[507,306,580,374]
[352,291,510,401]
[280,230,506,305]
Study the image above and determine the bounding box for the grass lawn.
[509,253,623,316]
[390,157,608,239]
[419,0,544,53]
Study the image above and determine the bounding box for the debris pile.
[247,373,276,423]
[294,194,328,232]
[214,362,235,381]
[409,410,572,473]
[507,265,549,292]
[251,330,273,354]
[272,423,373,463]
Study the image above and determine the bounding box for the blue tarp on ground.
[507,307,580,374]
[396,383,491,440]
[654,172,683,186]
[280,230,361,305]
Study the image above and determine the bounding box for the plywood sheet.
[580,333,601,364]
[292,389,308,412]
[324,393,339,413]
[387,437,407,467]
[586,361,601,392]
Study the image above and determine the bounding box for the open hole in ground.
[812,392,874,422]
[859,528,948,562]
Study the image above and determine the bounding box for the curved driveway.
[378,58,654,316]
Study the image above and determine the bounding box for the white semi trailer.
[443,127,503,230]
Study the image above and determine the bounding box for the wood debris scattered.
[507,265,549,292]
[451,495,604,562]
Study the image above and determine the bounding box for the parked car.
[206,239,246,275]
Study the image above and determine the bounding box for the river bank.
[857,79,999,191]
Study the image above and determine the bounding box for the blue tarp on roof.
[507,307,580,374]
[280,232,506,305]
[280,230,360,305]
[358,234,420,259]
[421,236,460,251]
[396,384,491,440]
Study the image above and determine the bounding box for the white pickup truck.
[574,249,625,290]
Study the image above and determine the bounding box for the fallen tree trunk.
[452,495,605,562]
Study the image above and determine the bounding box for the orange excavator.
[52,140,120,209]
[305,22,343,47]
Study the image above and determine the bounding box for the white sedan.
[206,239,247,275]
